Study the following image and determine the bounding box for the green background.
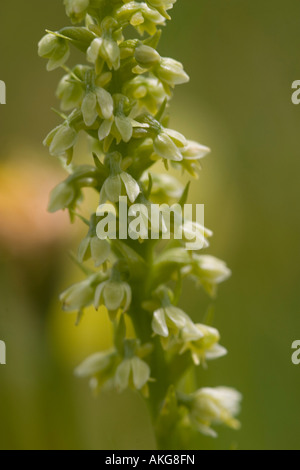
[0,0,300,450]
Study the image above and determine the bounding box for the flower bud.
[147,0,176,8]
[47,124,78,157]
[56,75,84,111]
[38,34,70,71]
[64,0,89,23]
[135,45,161,68]
[48,181,75,213]
[156,58,189,87]
[182,141,211,160]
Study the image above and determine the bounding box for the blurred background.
[0,0,300,450]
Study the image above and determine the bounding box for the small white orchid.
[180,323,227,366]
[94,279,132,320]
[190,387,242,438]
[115,356,151,395]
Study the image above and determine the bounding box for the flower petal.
[152,309,169,337]
[120,172,140,203]
[131,357,150,390]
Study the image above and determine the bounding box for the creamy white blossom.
[190,387,242,438]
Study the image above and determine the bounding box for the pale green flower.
[155,58,189,87]
[38,34,70,71]
[123,75,165,114]
[116,2,166,35]
[56,67,87,111]
[152,306,195,350]
[135,45,161,68]
[182,141,211,161]
[114,115,133,143]
[64,0,90,23]
[44,123,78,158]
[87,37,120,71]
[189,387,242,438]
[115,356,151,394]
[147,0,176,16]
[180,323,227,366]
[60,277,96,313]
[185,255,232,297]
[100,173,140,204]
[48,181,76,213]
[100,153,140,203]
[78,234,110,267]
[75,348,116,378]
[153,131,185,162]
[180,220,212,251]
[94,279,132,319]
[180,140,211,176]
[81,87,114,126]
[75,348,118,391]
[147,0,175,6]
[141,173,183,203]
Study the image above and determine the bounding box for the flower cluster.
[39,0,241,447]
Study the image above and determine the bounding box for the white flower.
[75,348,118,391]
[75,349,116,378]
[60,278,95,313]
[152,306,194,349]
[153,128,187,162]
[182,141,211,160]
[78,235,110,267]
[190,387,242,438]
[115,356,151,393]
[180,140,211,176]
[180,323,227,366]
[100,172,140,204]
[185,255,232,297]
[94,279,132,319]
